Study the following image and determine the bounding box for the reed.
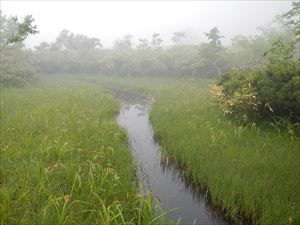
[0,86,167,225]
[150,84,300,225]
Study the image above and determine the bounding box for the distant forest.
[0,2,299,86]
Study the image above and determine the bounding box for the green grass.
[0,86,166,225]
[51,74,299,224]
[150,84,300,225]
[4,74,299,225]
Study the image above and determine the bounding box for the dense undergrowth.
[150,83,300,225]
[0,86,166,225]
[212,49,300,125]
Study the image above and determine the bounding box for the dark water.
[116,90,228,225]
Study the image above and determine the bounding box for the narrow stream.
[116,90,228,225]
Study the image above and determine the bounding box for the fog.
[1,1,299,224]
[1,0,292,48]
[1,0,298,80]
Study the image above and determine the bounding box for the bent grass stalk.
[150,83,300,225]
[0,86,168,225]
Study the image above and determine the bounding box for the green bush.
[1,61,38,87]
[210,82,261,123]
[214,62,300,123]
[1,49,38,87]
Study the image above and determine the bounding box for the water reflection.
[116,90,228,225]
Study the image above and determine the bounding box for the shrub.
[212,62,300,123]
[1,62,38,87]
[1,49,39,87]
[210,83,261,123]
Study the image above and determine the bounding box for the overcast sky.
[1,1,292,48]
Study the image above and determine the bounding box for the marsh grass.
[63,75,300,224]
[0,86,167,225]
[5,74,299,225]
[150,84,300,225]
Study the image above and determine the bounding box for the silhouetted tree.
[113,34,133,49]
[137,38,150,50]
[151,33,163,49]
[0,13,38,51]
[283,1,300,42]
[171,32,186,45]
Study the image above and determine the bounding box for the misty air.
[0,1,299,225]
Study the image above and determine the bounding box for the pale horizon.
[1,1,292,48]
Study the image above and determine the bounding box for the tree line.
[0,2,299,87]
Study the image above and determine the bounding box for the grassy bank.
[57,74,299,224]
[5,74,299,224]
[0,86,164,225]
[150,84,300,224]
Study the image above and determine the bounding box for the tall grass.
[150,84,300,225]
[0,86,166,225]
[6,74,299,224]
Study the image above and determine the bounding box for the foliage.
[0,13,38,87]
[171,32,185,45]
[31,30,102,74]
[204,27,224,48]
[1,43,39,87]
[113,34,133,49]
[30,28,231,79]
[211,3,300,124]
[283,1,300,42]
[1,50,38,87]
[210,83,260,123]
[199,27,226,77]
[2,3,298,83]
[0,13,38,51]
[150,33,163,49]
[55,29,102,50]
[228,35,268,71]
[28,18,295,80]
[214,38,300,123]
